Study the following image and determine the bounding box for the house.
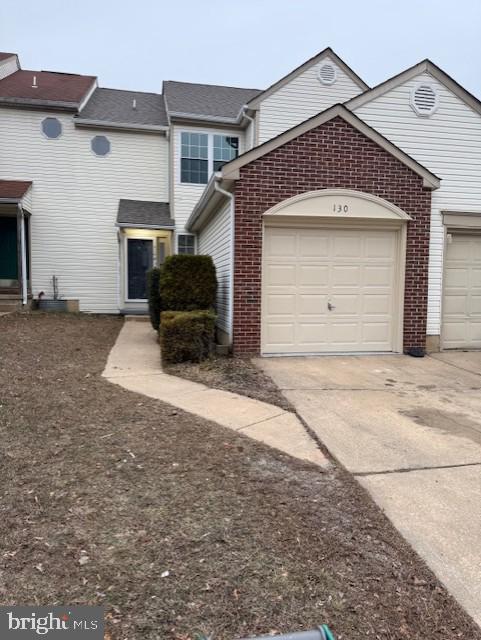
[1,49,480,356]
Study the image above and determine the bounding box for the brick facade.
[233,116,432,355]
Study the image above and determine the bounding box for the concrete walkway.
[258,354,481,627]
[102,321,328,468]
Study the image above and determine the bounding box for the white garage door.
[442,234,481,349]
[262,226,399,354]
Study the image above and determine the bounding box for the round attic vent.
[411,83,438,116]
[318,63,337,85]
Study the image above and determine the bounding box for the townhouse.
[1,48,480,355]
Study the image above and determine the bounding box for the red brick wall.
[233,116,432,355]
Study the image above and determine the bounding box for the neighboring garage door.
[262,226,399,354]
[442,234,481,349]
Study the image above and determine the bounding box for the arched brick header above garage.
[232,115,434,355]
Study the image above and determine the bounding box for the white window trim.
[178,130,239,185]
[410,82,439,117]
[176,232,197,254]
[124,236,154,302]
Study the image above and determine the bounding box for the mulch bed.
[0,312,479,640]
[165,355,293,411]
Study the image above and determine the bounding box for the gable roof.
[219,103,440,190]
[0,70,96,110]
[346,59,481,117]
[246,47,369,110]
[76,87,168,130]
[163,80,261,123]
[117,199,174,229]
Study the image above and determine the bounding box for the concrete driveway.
[258,352,481,627]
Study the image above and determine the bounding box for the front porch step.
[0,297,31,312]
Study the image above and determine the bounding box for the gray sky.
[1,0,480,97]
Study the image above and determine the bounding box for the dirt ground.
[165,355,293,411]
[1,313,480,640]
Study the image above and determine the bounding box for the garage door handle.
[328,302,336,311]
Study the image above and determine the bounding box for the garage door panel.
[266,233,297,257]
[363,265,393,287]
[298,235,330,258]
[443,235,481,349]
[445,267,469,288]
[333,236,362,258]
[298,322,329,346]
[331,265,361,286]
[266,264,296,286]
[298,294,329,315]
[266,294,296,315]
[362,294,391,314]
[299,264,329,286]
[265,323,295,345]
[263,227,399,354]
[362,322,391,345]
[365,235,396,258]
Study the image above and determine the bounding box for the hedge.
[146,267,162,330]
[159,254,217,312]
[160,310,216,364]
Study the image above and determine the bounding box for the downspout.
[214,180,235,345]
[18,203,27,306]
[242,105,255,150]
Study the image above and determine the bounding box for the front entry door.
[0,217,18,285]
[127,238,153,300]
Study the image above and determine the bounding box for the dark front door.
[0,217,18,283]
[127,238,153,300]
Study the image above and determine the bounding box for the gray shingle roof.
[163,80,261,121]
[78,88,168,127]
[117,199,174,228]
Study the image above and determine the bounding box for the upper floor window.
[91,135,111,156]
[213,135,239,172]
[42,117,62,139]
[181,132,208,184]
[180,132,239,184]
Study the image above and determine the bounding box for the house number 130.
[333,204,349,213]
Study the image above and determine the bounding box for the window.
[180,132,239,183]
[177,234,195,255]
[181,132,208,184]
[91,135,111,156]
[213,135,239,172]
[42,117,62,139]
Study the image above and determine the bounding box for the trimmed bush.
[146,267,162,330]
[159,255,217,312]
[160,310,216,364]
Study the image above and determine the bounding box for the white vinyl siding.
[197,201,232,334]
[257,56,363,144]
[353,72,481,336]
[0,55,19,80]
[172,124,244,233]
[0,108,169,313]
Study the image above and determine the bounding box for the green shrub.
[160,310,216,364]
[159,255,217,312]
[146,267,162,330]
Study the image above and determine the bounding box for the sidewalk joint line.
[237,411,287,431]
[354,461,481,477]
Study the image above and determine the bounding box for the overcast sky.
[1,0,480,98]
